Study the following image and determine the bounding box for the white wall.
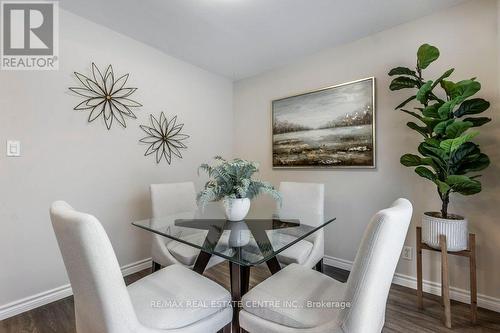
[234,0,500,302]
[0,9,233,308]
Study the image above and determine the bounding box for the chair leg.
[152,261,161,273]
[217,323,231,333]
[315,259,324,273]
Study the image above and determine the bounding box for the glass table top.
[132,204,336,267]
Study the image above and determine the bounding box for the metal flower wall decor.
[140,112,189,164]
[69,63,142,130]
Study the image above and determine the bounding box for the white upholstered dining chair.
[50,201,232,333]
[274,182,325,270]
[240,198,413,333]
[150,182,225,271]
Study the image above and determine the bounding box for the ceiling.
[61,0,466,80]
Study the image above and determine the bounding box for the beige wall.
[0,9,233,308]
[234,0,500,303]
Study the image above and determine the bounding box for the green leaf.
[446,175,472,185]
[400,109,422,120]
[435,179,451,195]
[446,175,481,195]
[450,142,479,166]
[388,67,417,77]
[401,154,424,167]
[416,80,433,104]
[454,98,490,117]
[463,117,491,127]
[433,119,454,135]
[390,77,420,90]
[431,68,454,89]
[437,99,458,119]
[423,146,449,162]
[418,142,448,170]
[445,121,473,138]
[421,117,442,129]
[395,95,417,109]
[400,154,438,171]
[440,132,479,153]
[422,103,442,118]
[423,158,440,173]
[407,122,429,137]
[425,138,441,147]
[440,80,456,97]
[415,166,436,181]
[417,44,440,69]
[454,80,481,102]
[457,153,490,174]
[441,79,481,103]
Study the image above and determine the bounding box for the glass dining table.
[132,203,336,332]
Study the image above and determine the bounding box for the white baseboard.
[324,255,500,313]
[0,257,152,321]
[121,257,152,276]
[323,255,353,271]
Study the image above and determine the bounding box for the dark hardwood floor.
[1,263,499,333]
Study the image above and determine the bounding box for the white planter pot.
[223,198,251,221]
[422,212,468,251]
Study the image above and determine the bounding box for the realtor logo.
[1,1,58,70]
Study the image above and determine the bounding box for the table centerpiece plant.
[389,43,491,251]
[197,156,282,221]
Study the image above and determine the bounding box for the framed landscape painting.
[272,77,375,168]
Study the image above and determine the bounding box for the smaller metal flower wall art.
[139,112,189,164]
[69,63,142,130]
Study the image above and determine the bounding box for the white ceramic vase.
[223,198,251,221]
[422,212,468,251]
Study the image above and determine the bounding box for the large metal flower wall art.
[69,63,142,130]
[139,112,189,164]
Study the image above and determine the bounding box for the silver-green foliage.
[197,156,282,206]
[389,43,491,218]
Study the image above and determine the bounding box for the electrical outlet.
[402,246,413,260]
[6,140,21,157]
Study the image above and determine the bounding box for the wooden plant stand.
[416,226,477,328]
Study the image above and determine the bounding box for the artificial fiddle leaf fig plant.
[389,43,491,221]
[197,156,281,221]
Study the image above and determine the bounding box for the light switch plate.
[402,246,413,260]
[6,140,21,157]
